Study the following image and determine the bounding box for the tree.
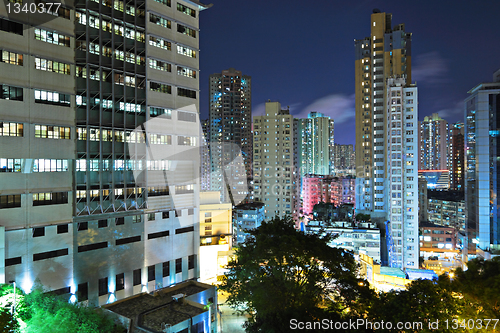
[220,216,374,333]
[0,308,19,333]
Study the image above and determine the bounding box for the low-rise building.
[104,281,217,333]
[233,202,265,245]
[199,192,232,284]
[427,190,465,231]
[301,175,355,215]
[419,221,459,260]
[306,220,381,263]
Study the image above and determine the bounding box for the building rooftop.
[419,221,454,229]
[234,202,265,210]
[427,190,464,202]
[105,281,210,331]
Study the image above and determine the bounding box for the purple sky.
[199,0,500,145]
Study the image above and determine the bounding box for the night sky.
[198,0,500,145]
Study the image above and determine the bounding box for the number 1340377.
[6,2,62,14]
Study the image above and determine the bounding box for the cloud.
[293,94,355,125]
[412,51,449,84]
[434,100,464,121]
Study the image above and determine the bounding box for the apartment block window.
[175,184,194,194]
[149,13,171,29]
[0,18,23,35]
[33,227,45,237]
[34,28,70,47]
[34,125,71,139]
[78,222,88,231]
[78,282,88,301]
[148,186,169,196]
[177,45,196,58]
[115,217,124,225]
[148,213,155,221]
[149,36,171,50]
[175,258,182,274]
[148,265,155,282]
[177,66,196,79]
[133,269,141,286]
[35,57,70,74]
[0,84,23,101]
[163,261,170,277]
[149,133,171,144]
[177,135,196,146]
[57,224,68,234]
[0,121,24,136]
[98,277,108,296]
[1,50,23,65]
[154,0,170,6]
[149,58,171,72]
[33,192,68,206]
[177,24,196,38]
[177,3,196,17]
[177,87,196,99]
[149,107,172,118]
[116,273,125,291]
[34,89,70,106]
[132,215,142,223]
[149,81,171,94]
[98,219,108,228]
[188,255,195,270]
[32,159,68,172]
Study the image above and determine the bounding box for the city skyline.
[199,0,500,145]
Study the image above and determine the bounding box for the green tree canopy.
[220,216,373,333]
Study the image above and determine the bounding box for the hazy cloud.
[435,100,464,120]
[293,94,355,124]
[412,51,449,84]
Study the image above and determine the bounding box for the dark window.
[148,265,155,282]
[5,257,21,266]
[98,277,108,296]
[57,224,68,234]
[133,269,141,286]
[116,273,125,291]
[162,262,170,277]
[33,227,45,237]
[0,85,23,101]
[115,235,141,246]
[78,242,108,253]
[0,18,23,35]
[115,217,124,225]
[148,213,155,221]
[0,194,21,209]
[175,209,181,217]
[175,258,182,274]
[78,222,88,231]
[49,286,71,296]
[98,219,108,228]
[177,87,196,99]
[162,211,169,219]
[188,208,194,215]
[175,226,194,234]
[188,255,195,270]
[77,282,88,301]
[148,230,169,240]
[33,248,68,261]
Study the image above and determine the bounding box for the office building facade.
[465,69,500,251]
[0,0,209,305]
